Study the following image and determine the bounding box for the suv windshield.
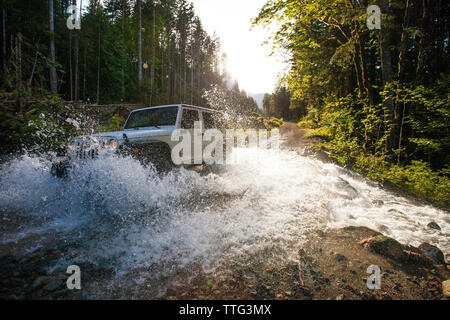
[124,107,178,129]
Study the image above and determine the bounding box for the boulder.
[402,249,433,267]
[360,235,404,260]
[418,243,445,265]
[427,222,441,231]
[43,279,64,292]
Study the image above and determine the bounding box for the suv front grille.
[73,139,103,159]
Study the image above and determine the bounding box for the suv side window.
[202,112,216,129]
[181,109,199,129]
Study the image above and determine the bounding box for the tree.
[48,0,57,93]
[254,0,450,203]
[137,0,142,87]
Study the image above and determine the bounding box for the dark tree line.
[262,82,303,121]
[0,0,234,106]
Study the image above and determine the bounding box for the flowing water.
[0,147,448,297]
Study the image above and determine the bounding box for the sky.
[191,0,287,94]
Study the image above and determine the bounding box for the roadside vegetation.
[254,0,449,207]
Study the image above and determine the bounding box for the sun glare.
[191,0,286,94]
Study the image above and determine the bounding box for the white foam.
[0,148,448,275]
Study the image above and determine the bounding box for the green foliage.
[370,161,450,208]
[0,95,81,154]
[380,77,450,166]
[296,88,449,207]
[1,0,227,106]
[257,0,449,207]
[98,114,125,133]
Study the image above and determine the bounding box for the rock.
[155,289,167,299]
[377,224,390,234]
[443,280,450,297]
[402,250,433,267]
[335,294,344,300]
[32,275,67,290]
[32,276,50,289]
[360,235,404,260]
[427,222,441,231]
[388,209,404,215]
[418,243,445,265]
[372,200,384,206]
[334,253,348,263]
[43,279,64,292]
[337,178,359,199]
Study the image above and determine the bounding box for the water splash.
[0,148,448,288]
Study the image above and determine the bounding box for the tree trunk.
[2,7,6,74]
[416,0,428,79]
[379,0,395,153]
[121,0,125,101]
[49,0,58,93]
[150,2,155,106]
[96,24,100,104]
[137,0,142,87]
[73,0,80,101]
[69,28,73,101]
[398,0,411,81]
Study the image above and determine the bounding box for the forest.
[0,0,260,154]
[0,0,448,205]
[255,0,449,206]
[0,0,263,106]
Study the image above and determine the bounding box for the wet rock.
[360,235,404,260]
[372,200,384,206]
[32,275,67,290]
[32,276,50,289]
[418,243,445,265]
[44,279,64,292]
[377,225,390,234]
[337,178,359,199]
[402,249,433,267]
[443,280,450,297]
[427,222,441,231]
[388,209,404,215]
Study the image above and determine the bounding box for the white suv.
[52,104,222,177]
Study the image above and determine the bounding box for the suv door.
[180,108,201,164]
[201,111,227,164]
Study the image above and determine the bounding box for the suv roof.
[131,104,221,113]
